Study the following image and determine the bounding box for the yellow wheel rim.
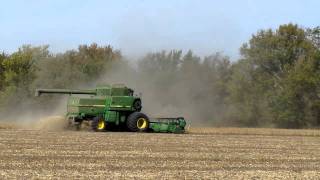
[97,119,105,130]
[137,118,147,129]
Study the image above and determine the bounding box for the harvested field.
[0,127,320,179]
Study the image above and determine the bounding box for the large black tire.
[91,116,106,132]
[126,112,149,132]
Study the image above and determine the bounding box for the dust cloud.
[0,97,68,131]
[96,57,227,127]
[0,53,227,129]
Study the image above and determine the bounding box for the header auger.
[35,84,186,133]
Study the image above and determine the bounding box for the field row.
[0,128,319,179]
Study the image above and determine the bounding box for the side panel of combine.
[109,96,137,111]
[67,97,106,117]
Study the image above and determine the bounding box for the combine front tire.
[126,112,149,132]
[91,116,106,132]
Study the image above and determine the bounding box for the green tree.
[0,53,7,91]
[69,43,121,79]
[138,50,182,93]
[0,45,50,111]
[227,59,273,126]
[138,50,182,73]
[34,43,122,89]
[307,26,320,49]
[231,24,319,128]
[272,53,320,128]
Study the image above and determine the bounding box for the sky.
[0,0,319,60]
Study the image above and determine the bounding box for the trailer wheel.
[92,116,106,132]
[126,112,149,132]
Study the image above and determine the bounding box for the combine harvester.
[35,84,186,133]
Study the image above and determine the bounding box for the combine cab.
[35,84,186,133]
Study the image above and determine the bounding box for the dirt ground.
[0,127,319,179]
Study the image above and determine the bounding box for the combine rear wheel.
[126,112,149,132]
[91,116,106,132]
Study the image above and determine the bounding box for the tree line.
[0,24,320,128]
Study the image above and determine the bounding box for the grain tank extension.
[35,84,186,133]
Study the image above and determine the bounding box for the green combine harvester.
[35,84,186,133]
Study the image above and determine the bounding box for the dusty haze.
[0,52,230,129]
[95,55,228,127]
